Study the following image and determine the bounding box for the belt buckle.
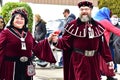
[20,56,28,62]
[85,50,95,56]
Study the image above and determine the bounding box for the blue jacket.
[93,7,111,22]
[66,13,76,24]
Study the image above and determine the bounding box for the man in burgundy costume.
[50,1,114,80]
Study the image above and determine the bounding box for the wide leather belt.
[73,48,97,56]
[4,56,31,62]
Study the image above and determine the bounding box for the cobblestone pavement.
[33,64,120,80]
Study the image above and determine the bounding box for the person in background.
[57,9,76,68]
[34,14,47,42]
[113,23,120,75]
[49,1,114,80]
[110,15,120,73]
[33,14,48,67]
[94,7,120,80]
[0,16,5,32]
[63,8,76,24]
[93,7,120,45]
[60,8,76,34]
[0,8,56,80]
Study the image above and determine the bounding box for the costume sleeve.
[99,35,113,62]
[54,31,73,50]
[0,30,7,69]
[32,39,56,63]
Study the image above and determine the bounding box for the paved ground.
[33,49,120,80]
[33,63,120,80]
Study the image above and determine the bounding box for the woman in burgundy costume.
[0,8,56,80]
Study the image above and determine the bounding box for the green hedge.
[98,0,120,17]
[1,2,33,32]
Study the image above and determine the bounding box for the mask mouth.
[111,21,118,25]
[111,18,118,25]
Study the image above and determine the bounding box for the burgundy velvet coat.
[0,29,3,32]
[0,28,56,80]
[55,18,113,80]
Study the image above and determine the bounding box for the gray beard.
[79,15,91,22]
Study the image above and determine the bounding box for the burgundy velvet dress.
[0,28,56,80]
[0,29,3,32]
[55,18,113,80]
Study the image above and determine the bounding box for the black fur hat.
[78,1,93,9]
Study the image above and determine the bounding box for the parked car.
[46,19,65,37]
